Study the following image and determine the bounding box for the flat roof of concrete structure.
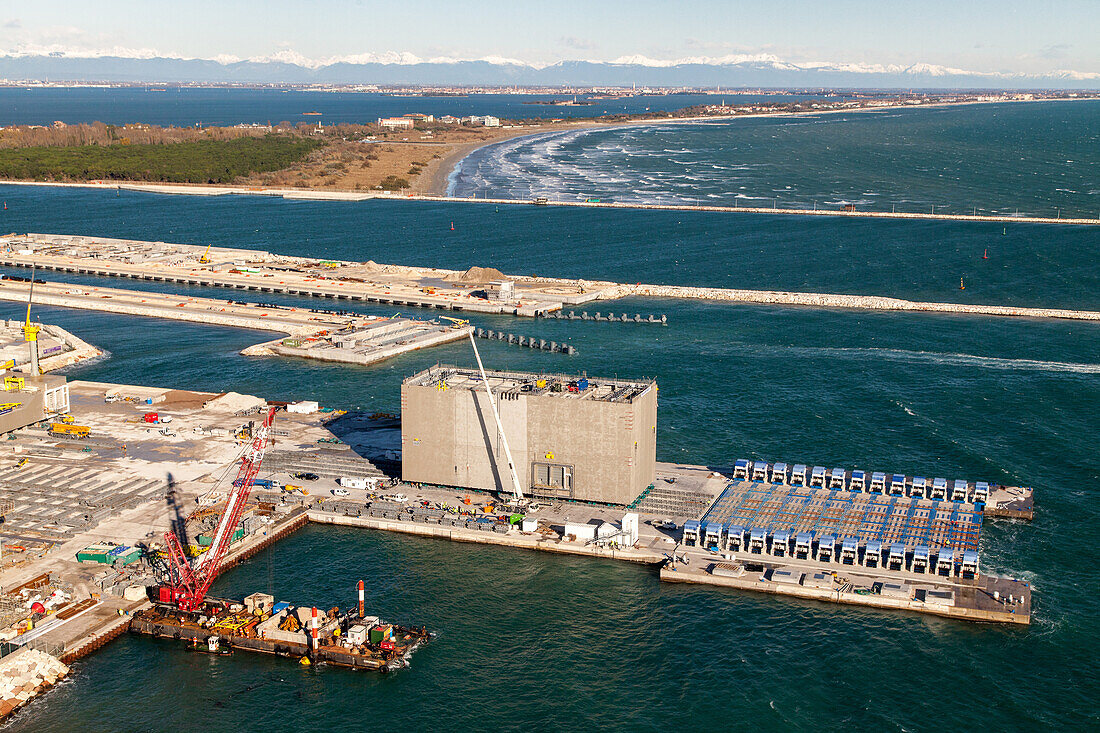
[404,365,655,404]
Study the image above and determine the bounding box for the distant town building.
[402,113,434,122]
[438,115,460,124]
[461,115,501,127]
[377,117,415,130]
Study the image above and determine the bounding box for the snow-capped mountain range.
[0,50,1095,88]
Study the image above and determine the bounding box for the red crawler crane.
[158,407,277,611]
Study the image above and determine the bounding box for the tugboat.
[187,635,233,655]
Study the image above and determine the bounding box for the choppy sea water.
[0,119,1097,731]
[451,100,1100,219]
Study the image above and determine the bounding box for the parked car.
[332,488,350,497]
[292,472,320,481]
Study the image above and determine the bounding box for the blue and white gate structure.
[912,545,931,574]
[703,521,724,549]
[726,524,746,552]
[910,476,927,498]
[730,458,1010,507]
[864,540,883,568]
[682,519,701,546]
[748,526,768,554]
[961,550,980,578]
[794,531,814,560]
[840,537,860,565]
[936,547,956,576]
[771,529,792,557]
[829,468,846,490]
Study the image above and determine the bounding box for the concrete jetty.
[608,283,1100,322]
[0,233,605,317]
[3,232,1097,323]
[0,279,473,367]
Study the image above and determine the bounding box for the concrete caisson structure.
[401,366,657,505]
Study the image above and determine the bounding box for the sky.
[0,0,1095,74]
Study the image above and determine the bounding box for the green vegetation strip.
[0,136,323,184]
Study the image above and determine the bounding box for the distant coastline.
[436,95,1096,198]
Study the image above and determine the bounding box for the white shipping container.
[340,477,368,489]
[287,400,320,414]
[564,521,597,541]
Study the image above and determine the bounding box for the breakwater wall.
[607,283,1100,322]
[1,180,1096,226]
[0,647,69,721]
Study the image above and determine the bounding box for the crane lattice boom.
[160,407,276,611]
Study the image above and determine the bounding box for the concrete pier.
[3,231,1097,322]
[0,279,472,367]
[0,233,598,317]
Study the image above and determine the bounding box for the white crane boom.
[467,332,525,503]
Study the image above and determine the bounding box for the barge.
[131,586,432,672]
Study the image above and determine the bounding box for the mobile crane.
[157,407,277,611]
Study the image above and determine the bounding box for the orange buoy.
[450,222,455,231]
[982,249,988,260]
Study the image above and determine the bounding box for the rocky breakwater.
[0,647,69,720]
[611,284,1100,322]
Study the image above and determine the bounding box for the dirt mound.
[444,265,507,283]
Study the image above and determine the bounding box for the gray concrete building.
[401,366,657,505]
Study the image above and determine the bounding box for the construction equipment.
[49,423,90,439]
[23,265,40,376]
[458,322,526,507]
[438,316,471,330]
[0,402,21,414]
[158,407,277,611]
[0,497,12,562]
[198,244,212,264]
[3,376,23,392]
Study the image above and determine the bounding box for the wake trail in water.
[769,346,1100,374]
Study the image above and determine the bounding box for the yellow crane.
[438,316,470,329]
[23,266,40,376]
[198,244,212,264]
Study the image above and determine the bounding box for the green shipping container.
[196,528,247,547]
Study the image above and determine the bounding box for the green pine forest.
[0,136,324,184]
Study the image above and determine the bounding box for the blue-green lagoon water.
[452,100,1100,219]
[0,152,1097,730]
